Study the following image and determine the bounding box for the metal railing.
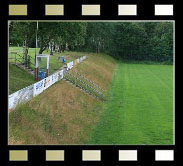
[71,69,104,92]
[64,71,103,100]
[9,51,44,71]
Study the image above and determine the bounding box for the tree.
[9,22,36,65]
[37,22,57,54]
[9,22,36,48]
[9,21,173,63]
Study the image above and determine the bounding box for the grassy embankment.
[9,53,116,144]
[9,63,36,94]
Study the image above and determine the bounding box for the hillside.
[9,53,117,144]
[9,63,36,94]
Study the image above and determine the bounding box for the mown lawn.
[88,63,173,145]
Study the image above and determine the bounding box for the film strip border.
[2,1,179,166]
[6,148,176,164]
[6,2,175,18]
[8,4,174,16]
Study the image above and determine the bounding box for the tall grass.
[9,53,116,145]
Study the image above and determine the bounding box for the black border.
[1,0,181,166]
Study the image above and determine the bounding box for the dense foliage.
[9,21,173,63]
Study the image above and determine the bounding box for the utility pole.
[35,21,38,62]
[35,21,39,80]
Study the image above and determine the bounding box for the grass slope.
[88,63,173,145]
[9,53,116,145]
[9,63,36,94]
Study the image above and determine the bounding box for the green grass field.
[88,63,173,145]
[9,52,173,145]
[9,63,36,94]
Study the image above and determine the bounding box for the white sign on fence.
[9,84,34,110]
[51,72,58,85]
[9,91,19,110]
[79,57,84,62]
[67,61,74,70]
[58,70,64,80]
[33,79,45,96]
[44,75,52,90]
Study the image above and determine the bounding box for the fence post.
[15,53,16,65]
[27,55,30,68]
[26,55,28,67]
[75,77,76,87]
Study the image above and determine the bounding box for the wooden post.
[15,53,16,65]
[75,77,76,87]
[46,69,49,77]
[35,68,38,80]
[35,68,37,80]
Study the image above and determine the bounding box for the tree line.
[9,21,173,63]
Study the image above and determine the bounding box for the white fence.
[33,79,45,97]
[67,61,74,70]
[8,56,86,111]
[9,84,34,110]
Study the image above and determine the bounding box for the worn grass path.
[88,63,173,145]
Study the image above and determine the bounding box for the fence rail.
[9,51,41,70]
[71,69,104,92]
[67,72,103,96]
[64,71,103,100]
[64,75,100,99]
